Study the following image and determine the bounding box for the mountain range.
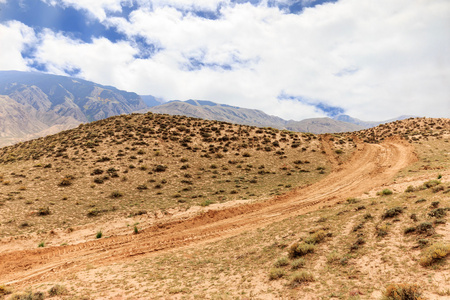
[0,71,414,147]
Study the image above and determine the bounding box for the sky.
[0,0,449,121]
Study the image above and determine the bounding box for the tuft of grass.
[96,231,103,239]
[419,242,450,267]
[304,230,327,245]
[381,283,424,300]
[382,207,403,219]
[288,242,315,258]
[378,189,393,196]
[48,284,68,296]
[291,258,305,269]
[273,257,289,267]
[268,268,285,280]
[290,271,314,286]
[200,199,213,207]
[0,285,12,296]
[134,225,139,234]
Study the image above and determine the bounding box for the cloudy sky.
[0,0,449,121]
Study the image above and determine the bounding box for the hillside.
[148,100,364,134]
[0,113,449,299]
[0,71,147,147]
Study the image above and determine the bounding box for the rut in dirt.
[0,138,416,286]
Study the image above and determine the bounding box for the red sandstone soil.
[0,137,417,288]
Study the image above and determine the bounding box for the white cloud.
[0,21,36,71]
[33,30,138,85]
[12,0,450,120]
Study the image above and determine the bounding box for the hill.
[148,100,364,133]
[0,116,449,298]
[0,71,147,147]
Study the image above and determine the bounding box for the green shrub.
[304,230,327,245]
[405,185,415,193]
[382,283,424,300]
[288,242,315,258]
[382,207,403,219]
[291,258,305,269]
[290,271,314,286]
[428,208,447,218]
[268,268,285,280]
[96,231,103,239]
[379,189,393,196]
[274,257,289,267]
[422,180,441,189]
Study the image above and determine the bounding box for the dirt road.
[0,138,416,286]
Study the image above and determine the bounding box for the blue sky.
[0,0,449,120]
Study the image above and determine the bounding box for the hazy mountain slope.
[148,100,287,128]
[140,95,165,107]
[285,117,363,134]
[334,114,417,128]
[0,71,147,147]
[148,100,363,133]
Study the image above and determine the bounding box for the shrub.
[96,231,103,239]
[382,207,403,219]
[288,242,315,258]
[326,251,341,264]
[379,189,393,196]
[291,258,305,269]
[404,227,416,234]
[154,165,167,172]
[0,285,12,296]
[268,268,285,280]
[428,208,447,218]
[200,200,212,207]
[38,242,45,248]
[419,242,450,267]
[415,198,426,203]
[137,184,148,190]
[422,180,441,189]
[110,191,123,198]
[48,284,68,296]
[290,271,314,286]
[376,224,389,237]
[87,208,100,217]
[416,222,434,235]
[274,257,289,267]
[382,283,424,300]
[405,185,415,193]
[430,201,440,208]
[38,207,51,216]
[58,176,73,187]
[304,230,327,245]
[134,225,139,234]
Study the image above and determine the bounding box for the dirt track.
[0,137,416,287]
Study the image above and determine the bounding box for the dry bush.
[419,242,450,267]
[382,283,425,300]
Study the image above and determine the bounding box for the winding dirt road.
[0,137,416,287]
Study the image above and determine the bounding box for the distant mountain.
[147,100,363,134]
[333,114,416,129]
[0,71,147,147]
[140,95,166,107]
